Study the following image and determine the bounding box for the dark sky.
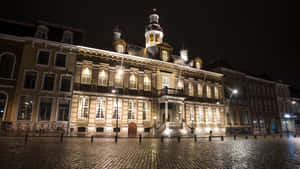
[2,1,300,88]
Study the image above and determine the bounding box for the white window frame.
[113,98,122,120]
[98,69,108,86]
[197,83,203,97]
[188,82,194,96]
[96,97,106,120]
[162,75,170,88]
[41,72,56,92]
[143,74,151,91]
[37,96,54,122]
[36,49,51,67]
[206,85,212,98]
[129,73,137,89]
[207,107,213,122]
[16,95,34,121]
[128,100,135,120]
[189,106,194,121]
[54,52,68,69]
[22,69,38,90]
[59,74,73,93]
[78,96,89,120]
[0,52,16,80]
[198,105,204,122]
[56,97,71,122]
[214,86,219,99]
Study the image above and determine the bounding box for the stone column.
[165,101,168,122]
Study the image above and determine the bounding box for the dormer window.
[162,50,168,61]
[61,30,74,44]
[35,25,48,40]
[116,44,124,53]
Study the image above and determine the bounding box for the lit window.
[129,74,137,89]
[162,75,170,88]
[162,50,168,61]
[198,106,204,122]
[42,73,55,91]
[98,69,107,86]
[0,52,15,79]
[81,67,91,84]
[207,107,212,122]
[78,96,89,120]
[115,68,123,88]
[197,83,203,96]
[37,50,50,66]
[188,82,194,96]
[116,44,124,53]
[96,97,106,120]
[23,71,37,89]
[195,62,201,69]
[155,34,159,42]
[60,75,72,92]
[128,101,135,120]
[143,102,148,120]
[216,107,220,122]
[55,53,67,68]
[38,97,52,121]
[17,96,33,120]
[214,86,219,99]
[150,34,154,42]
[112,99,122,119]
[144,75,151,90]
[57,99,70,121]
[189,106,194,121]
[177,79,183,89]
[206,85,212,98]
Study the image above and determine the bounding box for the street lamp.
[227,88,238,135]
[112,89,119,143]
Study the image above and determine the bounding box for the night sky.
[2,1,299,88]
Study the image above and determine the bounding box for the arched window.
[206,85,212,98]
[129,74,137,89]
[0,52,15,79]
[0,92,7,120]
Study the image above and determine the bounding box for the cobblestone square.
[0,136,300,169]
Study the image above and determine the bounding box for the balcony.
[157,87,184,97]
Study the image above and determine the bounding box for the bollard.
[280,134,282,138]
[115,136,118,143]
[234,135,236,140]
[254,135,257,139]
[245,135,248,139]
[161,136,164,142]
[221,136,224,141]
[139,134,142,143]
[60,133,64,142]
[91,135,94,143]
[177,136,181,143]
[25,133,28,144]
[194,135,197,142]
[209,136,212,141]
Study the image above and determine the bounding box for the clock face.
[161,50,168,61]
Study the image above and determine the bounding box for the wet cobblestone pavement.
[0,136,300,169]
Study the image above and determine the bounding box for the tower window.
[162,50,168,61]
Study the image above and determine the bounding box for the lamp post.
[227,88,238,135]
[153,116,157,136]
[191,117,194,134]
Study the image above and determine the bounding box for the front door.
[128,122,137,137]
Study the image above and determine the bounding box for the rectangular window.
[144,75,151,90]
[38,97,52,121]
[190,106,194,121]
[81,67,92,84]
[42,73,55,91]
[197,83,203,97]
[60,75,72,92]
[112,99,122,119]
[206,85,212,98]
[245,111,249,124]
[78,97,89,120]
[55,53,67,68]
[128,101,135,120]
[214,86,219,99]
[129,74,137,89]
[96,127,104,132]
[57,99,70,121]
[198,106,204,122]
[216,107,220,122]
[98,69,107,86]
[162,75,170,88]
[23,71,37,89]
[96,97,105,120]
[17,96,33,120]
[207,107,213,122]
[189,83,194,96]
[37,50,50,65]
[143,102,147,120]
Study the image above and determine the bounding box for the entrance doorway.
[128,122,137,137]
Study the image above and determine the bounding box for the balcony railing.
[157,87,184,97]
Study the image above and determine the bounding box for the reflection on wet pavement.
[0,136,299,169]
